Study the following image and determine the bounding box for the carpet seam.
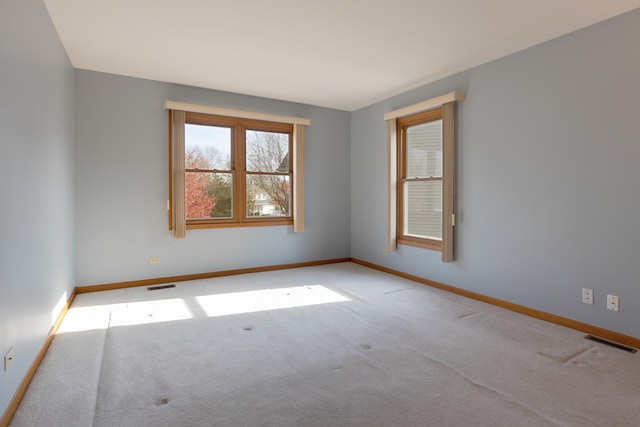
[372,305,576,425]
[420,352,568,426]
[561,347,593,364]
[90,310,112,427]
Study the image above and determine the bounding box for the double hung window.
[385,92,463,262]
[397,108,444,250]
[167,102,308,237]
[181,113,293,227]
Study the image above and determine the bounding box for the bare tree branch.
[246,131,290,215]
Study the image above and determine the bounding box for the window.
[180,113,293,227]
[397,108,444,250]
[384,92,463,262]
[166,102,309,236]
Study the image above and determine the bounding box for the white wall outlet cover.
[607,294,619,311]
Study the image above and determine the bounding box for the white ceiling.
[43,0,640,111]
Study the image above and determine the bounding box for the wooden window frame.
[169,111,294,230]
[385,91,462,262]
[396,108,444,251]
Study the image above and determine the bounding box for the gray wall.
[74,71,351,286]
[0,0,75,416]
[351,9,640,338]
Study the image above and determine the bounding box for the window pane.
[185,124,231,170]
[403,180,442,240]
[185,172,233,219]
[406,120,442,178]
[246,174,290,217]
[246,130,290,173]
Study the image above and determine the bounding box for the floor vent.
[584,335,638,353]
[147,284,176,291]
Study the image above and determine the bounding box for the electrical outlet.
[149,257,160,264]
[4,347,13,372]
[607,294,619,312]
[582,288,593,305]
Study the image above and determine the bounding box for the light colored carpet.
[10,262,640,426]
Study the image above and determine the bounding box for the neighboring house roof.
[277,153,289,173]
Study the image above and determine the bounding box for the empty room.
[2,1,640,425]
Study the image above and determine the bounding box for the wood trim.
[395,119,404,246]
[402,177,442,183]
[186,218,293,229]
[244,171,289,177]
[293,124,305,232]
[386,119,397,253]
[75,258,351,294]
[441,102,455,263]
[0,289,77,427]
[350,258,640,350]
[168,110,173,230]
[235,123,246,224]
[397,108,442,127]
[164,101,311,126]
[397,236,442,251]
[383,91,465,121]
[171,110,186,238]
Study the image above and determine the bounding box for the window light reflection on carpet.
[195,285,349,317]
[56,298,194,333]
[56,285,350,334]
[109,299,194,327]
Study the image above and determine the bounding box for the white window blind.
[404,119,443,240]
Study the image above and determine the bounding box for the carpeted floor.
[10,262,640,426]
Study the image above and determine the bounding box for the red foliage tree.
[185,149,216,218]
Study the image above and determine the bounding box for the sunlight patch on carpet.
[195,284,350,317]
[109,299,194,327]
[57,305,117,334]
[59,298,197,333]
